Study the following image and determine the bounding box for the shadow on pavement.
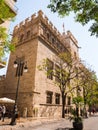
[0,123,10,126]
[56,127,74,130]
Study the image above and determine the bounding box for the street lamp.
[10,57,28,125]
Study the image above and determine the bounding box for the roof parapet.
[13,10,78,47]
[38,10,43,16]
[13,10,61,37]
[67,30,78,45]
[31,13,36,20]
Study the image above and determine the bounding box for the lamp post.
[10,57,28,125]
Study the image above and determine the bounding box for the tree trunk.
[76,105,79,117]
[62,91,66,118]
[83,95,87,118]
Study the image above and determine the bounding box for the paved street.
[0,114,98,130]
[15,118,72,130]
[83,115,98,130]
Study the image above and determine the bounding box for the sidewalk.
[0,117,66,130]
[1,115,98,130]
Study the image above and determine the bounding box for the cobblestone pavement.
[0,114,98,130]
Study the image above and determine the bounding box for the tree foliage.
[48,0,98,37]
[38,52,83,118]
[79,65,98,114]
[0,0,15,21]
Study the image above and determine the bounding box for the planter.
[73,121,83,130]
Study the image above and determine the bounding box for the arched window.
[46,91,53,104]
[47,59,54,80]
[20,34,24,42]
[55,93,60,104]
[47,33,50,39]
[67,96,71,105]
[52,38,54,43]
[27,31,30,38]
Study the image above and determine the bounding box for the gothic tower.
[3,10,80,117]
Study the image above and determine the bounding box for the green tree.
[48,0,98,37]
[79,66,98,116]
[0,0,15,61]
[38,52,83,118]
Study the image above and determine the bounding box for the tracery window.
[67,96,71,105]
[55,65,60,82]
[46,91,53,104]
[27,30,30,38]
[55,93,60,104]
[47,59,54,80]
[20,34,24,42]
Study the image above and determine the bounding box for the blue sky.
[0,0,98,76]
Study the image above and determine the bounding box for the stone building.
[2,10,80,118]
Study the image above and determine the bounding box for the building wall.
[2,10,80,118]
[4,37,38,116]
[0,76,6,97]
[33,38,62,117]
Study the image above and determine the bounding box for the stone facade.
[2,10,80,118]
[0,76,6,97]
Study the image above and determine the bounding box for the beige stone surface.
[1,10,79,118]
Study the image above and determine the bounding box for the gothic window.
[41,25,46,38]
[47,59,54,80]
[55,93,60,104]
[27,30,30,38]
[20,34,24,42]
[55,65,60,82]
[46,91,53,104]
[67,96,71,105]
[52,38,54,44]
[47,33,50,40]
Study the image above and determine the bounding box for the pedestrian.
[15,105,19,119]
[92,108,95,115]
[2,105,6,122]
[0,105,2,120]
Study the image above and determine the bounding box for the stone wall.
[0,76,6,97]
[2,10,80,118]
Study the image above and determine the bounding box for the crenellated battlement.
[13,10,79,56]
[13,10,62,39]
